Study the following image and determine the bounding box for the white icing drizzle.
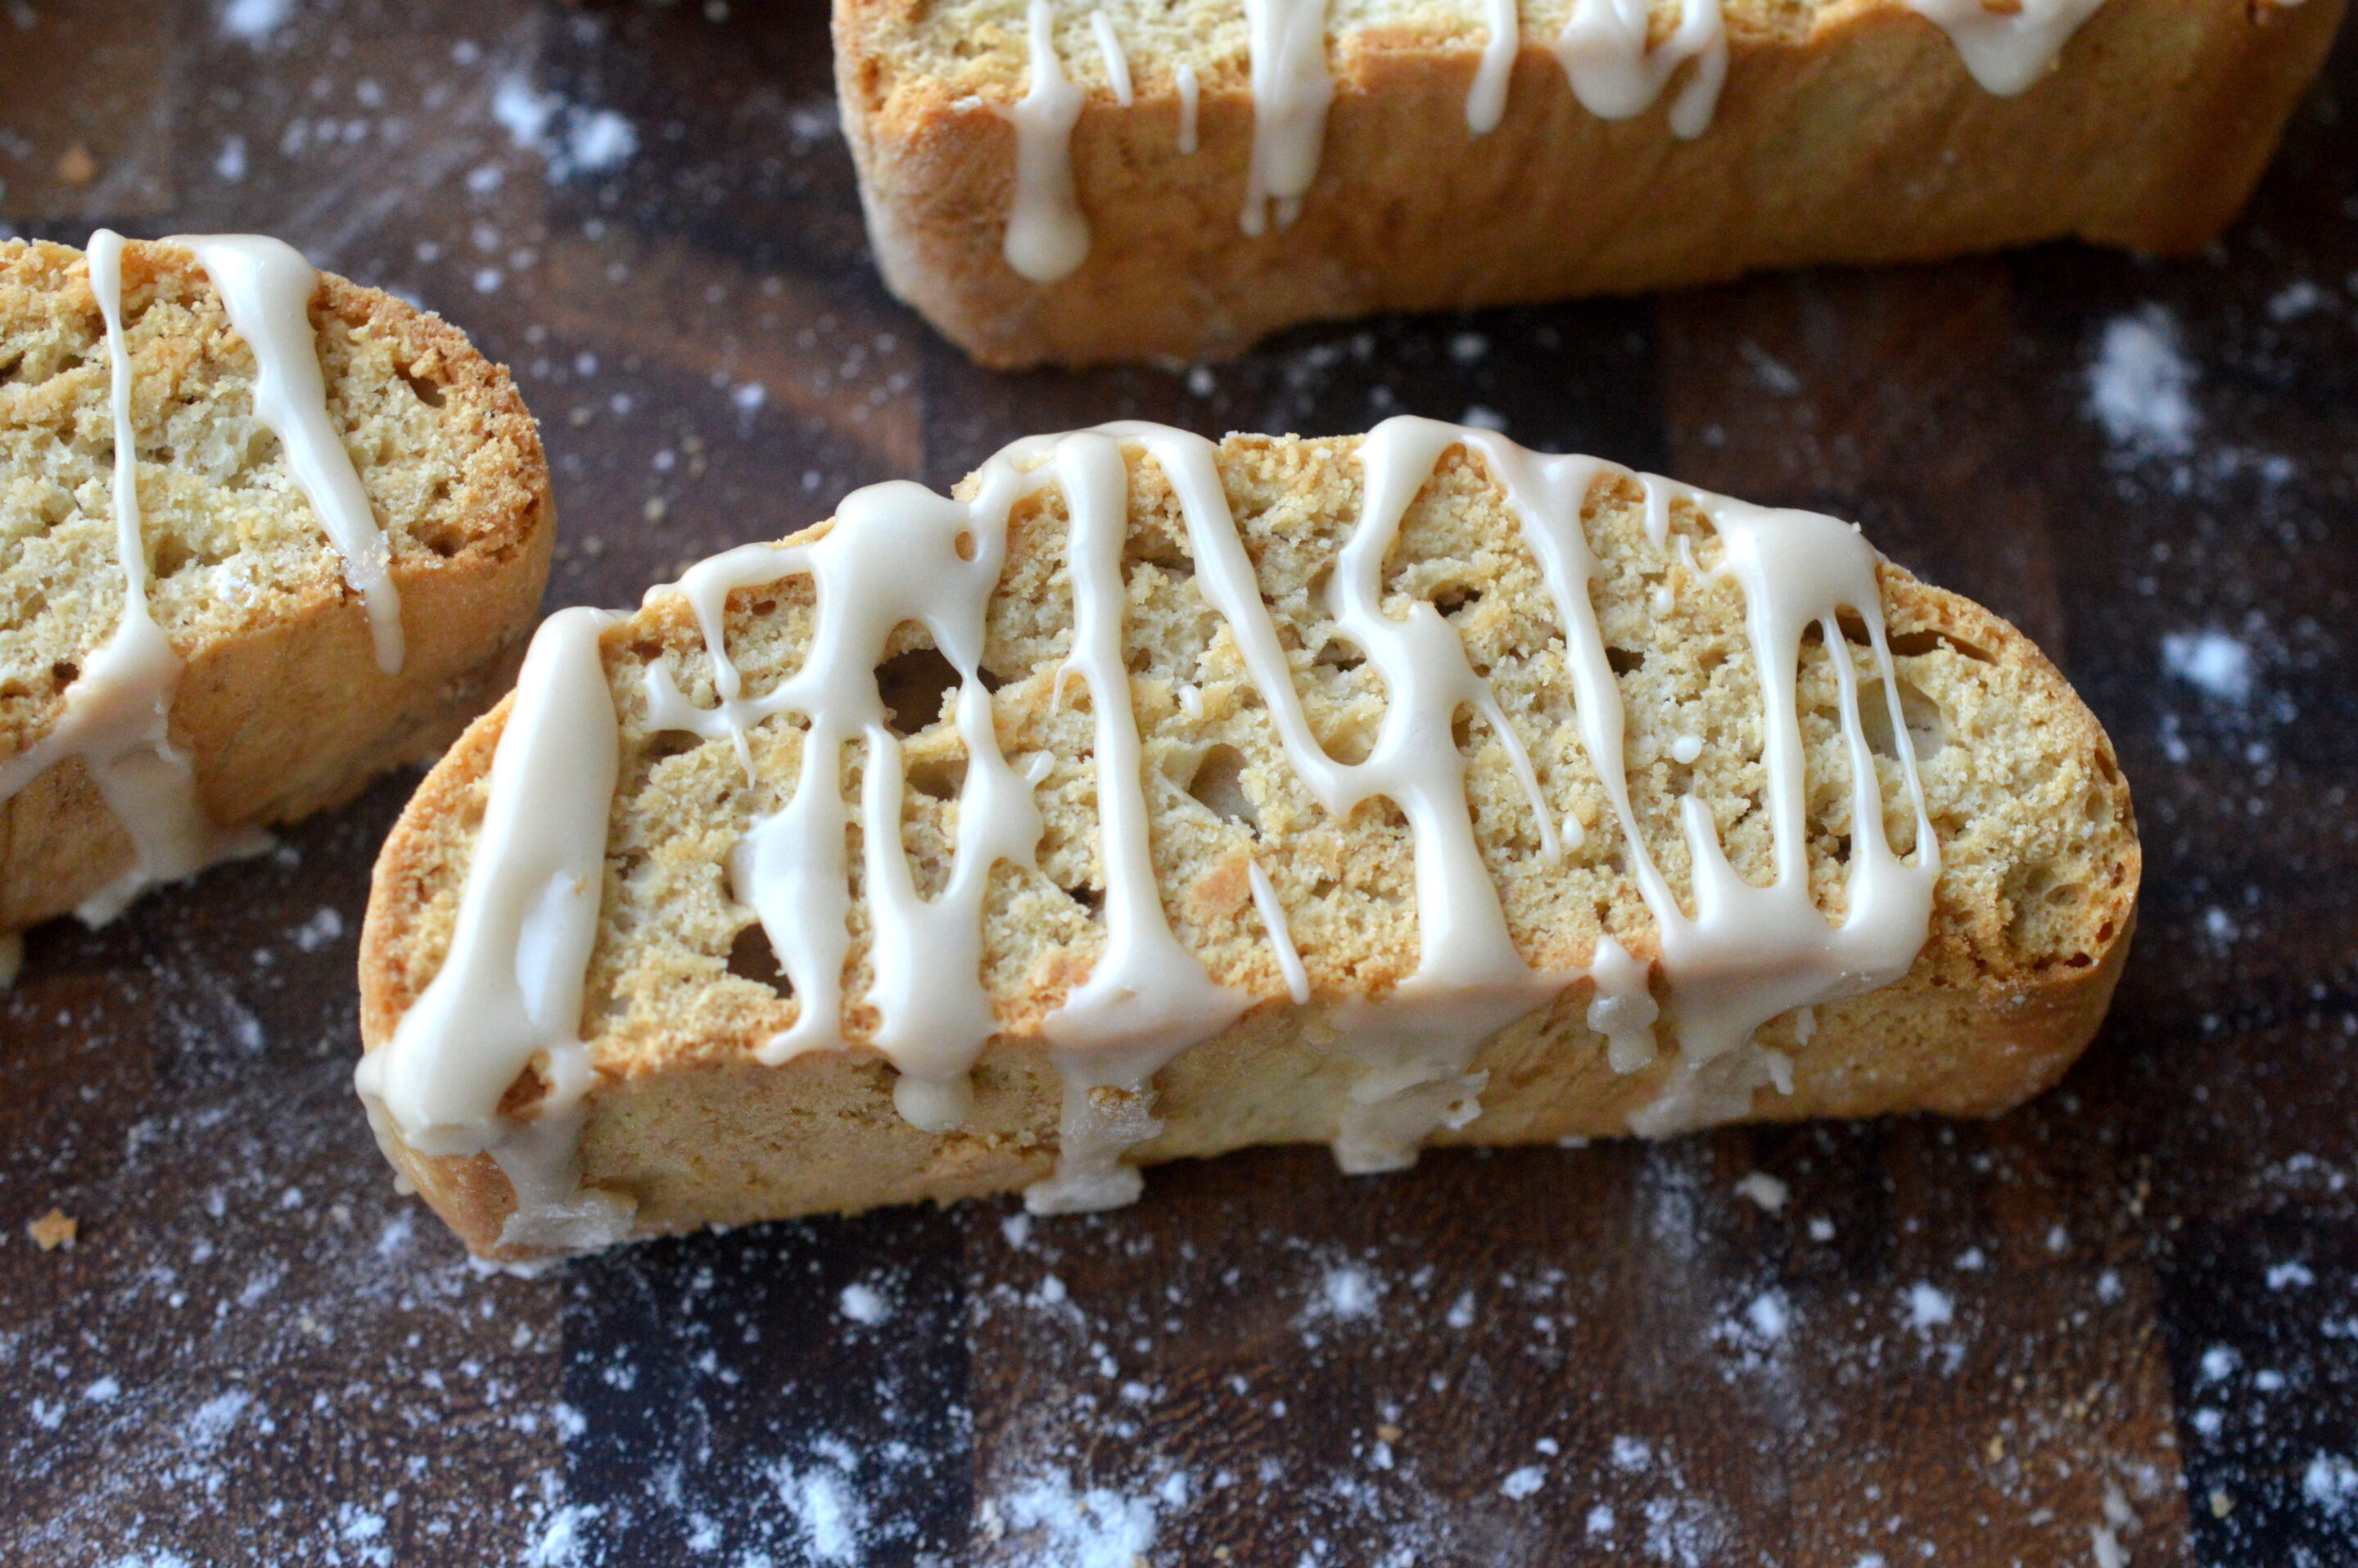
[1027,433,1254,1212]
[1555,0,1728,140]
[370,416,1946,1240]
[1466,0,1522,135]
[1176,62,1201,153]
[0,231,272,927]
[353,606,635,1254]
[1904,0,2109,97]
[1584,933,1659,1073]
[1459,422,1939,1132]
[1002,0,1091,283]
[1248,860,1311,1005]
[1240,0,1335,234]
[1090,7,1135,106]
[160,234,404,673]
[640,472,1041,1134]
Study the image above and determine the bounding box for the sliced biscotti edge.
[356,433,2135,1260]
[835,0,2342,365]
[0,237,554,931]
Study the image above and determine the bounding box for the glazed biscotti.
[357,419,2137,1263]
[0,233,553,948]
[835,0,2344,366]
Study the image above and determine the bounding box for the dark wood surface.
[3,2,2356,1562]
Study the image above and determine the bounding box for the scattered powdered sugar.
[988,1471,1163,1567]
[1905,1281,1955,1332]
[2161,629,2255,705]
[218,0,292,43]
[2087,305,2199,457]
[1499,1463,1547,1499]
[492,76,640,182]
[1733,1172,1788,1213]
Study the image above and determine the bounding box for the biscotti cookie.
[356,418,2137,1263]
[0,233,553,960]
[834,0,2342,365]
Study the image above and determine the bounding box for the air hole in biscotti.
[907,752,967,802]
[418,521,469,558]
[2096,920,2116,943]
[1889,628,1995,663]
[1311,876,1339,899]
[1313,637,1364,673]
[1451,704,1475,752]
[1836,609,1872,648]
[50,660,79,689]
[1433,584,1482,619]
[1066,882,1104,916]
[1606,646,1644,676]
[1127,528,1194,579]
[2082,788,2111,822]
[400,368,446,409]
[954,530,977,562]
[1125,646,1153,675]
[1859,678,1945,761]
[1186,743,1259,834]
[875,644,961,736]
[2065,952,2093,968]
[726,924,793,996]
[646,730,700,763]
[497,1060,551,1118]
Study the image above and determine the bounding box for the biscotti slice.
[835,0,2342,365]
[357,418,2136,1263]
[0,232,553,956]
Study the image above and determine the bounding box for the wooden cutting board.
[3,2,2354,1562]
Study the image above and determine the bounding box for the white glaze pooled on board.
[354,607,635,1254]
[364,418,1942,1242]
[0,232,273,925]
[0,230,409,927]
[1903,0,2109,95]
[1002,0,1091,282]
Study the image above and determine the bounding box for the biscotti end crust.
[359,428,2137,1262]
[0,237,554,932]
[836,0,2345,365]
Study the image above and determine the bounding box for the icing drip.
[0,230,271,927]
[1090,8,1135,106]
[1555,0,1728,140]
[1176,63,1201,153]
[1002,0,1091,283]
[1027,433,1254,1213]
[1904,0,2109,97]
[1457,422,1939,1132]
[161,234,405,673]
[1249,860,1311,1005]
[641,472,1041,1129]
[1240,0,1335,235]
[1584,933,1658,1073]
[353,606,635,1254]
[370,416,1946,1239]
[1466,0,1522,135]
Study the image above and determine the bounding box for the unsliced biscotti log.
[357,418,2137,1263]
[0,234,553,942]
[834,0,2344,366]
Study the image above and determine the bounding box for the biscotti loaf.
[834,0,2343,366]
[0,233,553,951]
[357,419,2137,1263]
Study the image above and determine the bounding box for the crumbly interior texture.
[0,238,553,931]
[362,434,2139,1259]
[834,0,2345,364]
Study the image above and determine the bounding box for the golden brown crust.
[358,432,2139,1263]
[0,237,553,932]
[834,0,2345,366]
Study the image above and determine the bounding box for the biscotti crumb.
[28,1209,77,1251]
